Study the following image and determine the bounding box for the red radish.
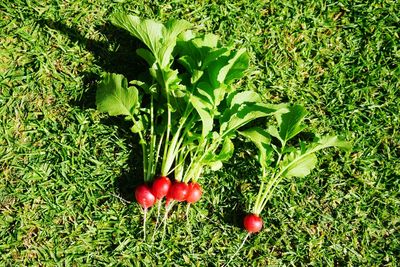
[186,182,202,203]
[151,176,171,199]
[243,214,263,233]
[225,214,263,266]
[169,181,189,202]
[135,184,156,209]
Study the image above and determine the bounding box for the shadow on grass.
[38,18,147,108]
[102,116,144,203]
[38,18,147,202]
[214,140,261,228]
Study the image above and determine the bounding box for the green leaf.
[280,135,351,178]
[111,13,191,68]
[202,48,229,69]
[220,103,288,138]
[195,81,226,109]
[238,127,274,168]
[136,48,156,66]
[312,135,352,152]
[207,55,231,88]
[178,55,197,74]
[239,127,271,147]
[204,137,235,166]
[271,104,308,145]
[96,73,139,117]
[164,19,192,41]
[131,118,145,133]
[191,70,204,84]
[189,79,232,138]
[192,33,220,49]
[110,13,163,56]
[228,90,262,108]
[266,125,281,142]
[217,48,249,85]
[217,137,235,161]
[158,19,192,67]
[282,152,318,178]
[189,94,213,137]
[176,33,227,80]
[209,161,223,171]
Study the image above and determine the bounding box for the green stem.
[255,174,277,215]
[258,145,325,212]
[183,132,226,182]
[137,131,148,182]
[182,138,207,182]
[259,175,282,213]
[162,122,184,176]
[173,145,186,181]
[161,92,172,176]
[252,166,266,215]
[253,140,286,215]
[146,95,155,181]
[154,132,164,175]
[161,106,194,177]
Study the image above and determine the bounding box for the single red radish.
[135,184,156,209]
[151,176,171,199]
[224,214,263,266]
[243,214,263,233]
[169,181,189,202]
[150,176,171,242]
[134,184,156,240]
[186,182,202,203]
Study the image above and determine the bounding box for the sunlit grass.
[1,0,399,265]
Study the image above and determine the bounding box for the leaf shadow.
[102,116,144,203]
[38,18,147,202]
[213,140,260,229]
[38,18,147,109]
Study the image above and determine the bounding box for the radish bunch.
[96,13,281,232]
[96,13,350,250]
[135,176,202,209]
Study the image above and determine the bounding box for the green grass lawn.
[1,0,399,265]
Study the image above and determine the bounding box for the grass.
[1,0,399,265]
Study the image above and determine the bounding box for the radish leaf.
[238,127,273,168]
[281,151,318,178]
[220,103,286,138]
[111,13,191,68]
[268,104,308,145]
[96,73,139,117]
[217,48,249,85]
[110,13,163,57]
[280,135,351,178]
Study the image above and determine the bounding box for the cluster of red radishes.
[135,176,263,234]
[135,176,202,210]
